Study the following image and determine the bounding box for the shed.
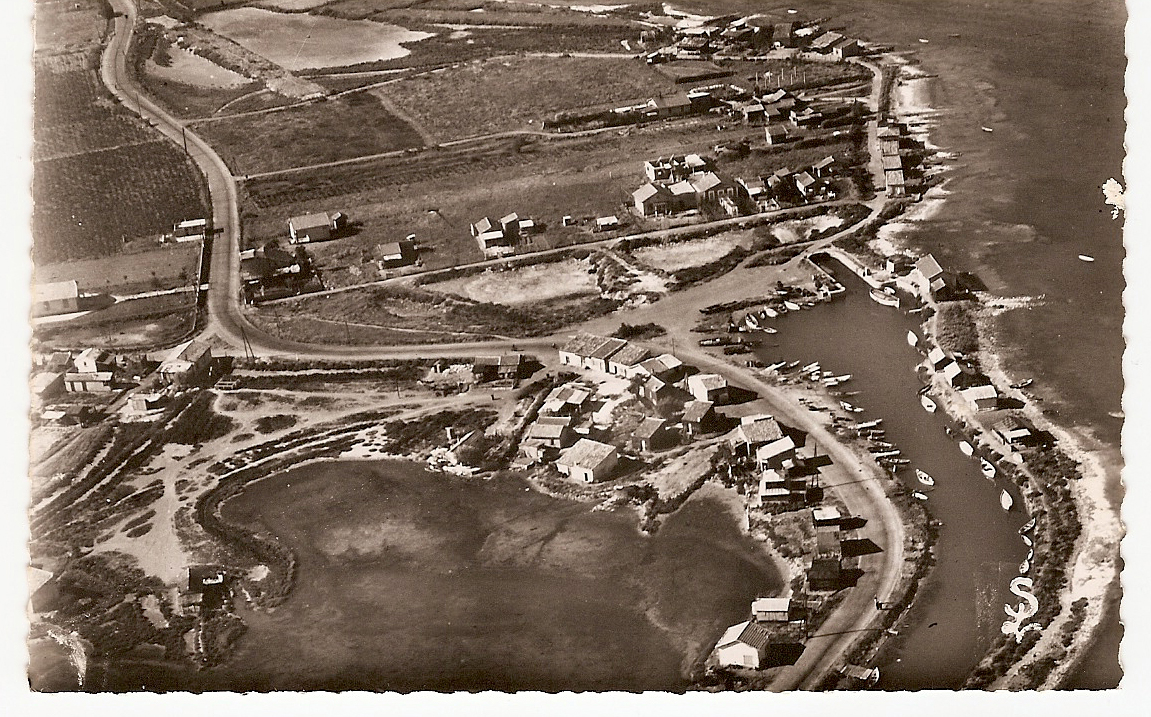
[636,353,685,383]
[808,557,842,591]
[631,416,668,452]
[681,399,717,436]
[751,597,792,622]
[729,415,784,454]
[915,254,944,282]
[375,240,416,269]
[812,156,836,177]
[941,360,964,386]
[556,438,618,483]
[812,505,842,527]
[756,434,798,468]
[64,371,113,393]
[994,417,1035,446]
[715,621,772,668]
[927,346,949,369]
[961,384,999,411]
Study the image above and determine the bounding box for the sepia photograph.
[12,0,1133,699]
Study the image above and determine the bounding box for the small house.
[129,392,165,414]
[885,169,907,197]
[994,416,1037,447]
[738,102,766,125]
[64,371,113,393]
[595,216,621,232]
[558,333,625,373]
[30,372,64,408]
[586,337,628,373]
[689,172,738,204]
[961,384,999,412]
[751,597,791,623]
[681,400,717,437]
[756,434,798,468]
[159,340,213,387]
[812,156,836,178]
[525,417,574,450]
[927,346,950,369]
[633,183,675,216]
[497,353,526,380]
[607,343,650,377]
[32,280,80,316]
[288,212,337,244]
[647,93,694,118]
[73,348,112,374]
[812,505,842,527]
[808,558,842,591]
[942,360,964,386]
[758,469,790,503]
[687,373,729,403]
[635,354,686,383]
[540,385,592,416]
[631,416,668,452]
[831,38,863,59]
[638,375,673,405]
[794,171,818,198]
[499,213,521,239]
[375,240,416,269]
[729,415,785,456]
[556,438,618,483]
[714,621,771,669]
[810,31,843,53]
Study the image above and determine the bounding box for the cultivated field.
[428,259,599,305]
[377,56,677,141]
[34,243,203,295]
[632,234,754,273]
[34,0,107,55]
[195,92,425,174]
[34,291,199,350]
[199,7,433,71]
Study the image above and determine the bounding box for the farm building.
[812,156,836,178]
[810,31,844,53]
[714,621,772,669]
[607,343,650,377]
[808,557,842,591]
[556,438,618,483]
[158,340,213,387]
[681,400,718,437]
[472,353,527,383]
[289,212,341,244]
[33,280,80,316]
[631,417,669,452]
[961,384,999,412]
[687,373,729,403]
[471,217,513,255]
[751,597,792,623]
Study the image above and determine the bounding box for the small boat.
[763,326,778,334]
[1021,535,1033,548]
[871,441,896,449]
[916,469,935,486]
[1000,489,1013,511]
[833,374,852,383]
[840,401,864,413]
[764,307,779,318]
[882,458,910,466]
[784,300,802,312]
[856,419,882,429]
[1010,378,1034,389]
[744,313,760,330]
[912,491,929,501]
[921,394,937,413]
[871,450,901,458]
[786,361,800,369]
[1019,516,1037,534]
[907,330,918,346]
[801,362,821,373]
[959,440,974,457]
[1019,559,1030,574]
[981,458,996,480]
[918,38,930,44]
[869,289,900,308]
[908,307,923,314]
[1078,254,1095,263]
[981,126,994,133]
[765,361,787,372]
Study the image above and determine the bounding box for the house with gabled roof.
[556,438,618,483]
[681,399,718,437]
[688,373,729,403]
[715,621,772,668]
[607,343,650,377]
[633,183,675,216]
[631,416,669,452]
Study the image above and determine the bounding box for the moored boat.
[981,125,994,133]
[744,313,760,330]
[1000,489,1013,511]
[981,458,996,480]
[1019,516,1037,534]
[1010,378,1034,389]
[912,491,929,501]
[763,326,778,334]
[915,469,935,486]
[1078,254,1095,262]
[907,330,918,346]
[764,307,779,318]
[921,394,937,413]
[840,401,864,413]
[959,440,974,457]
[869,289,900,308]
[784,300,802,312]
[855,419,882,429]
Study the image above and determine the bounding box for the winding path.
[100,0,902,689]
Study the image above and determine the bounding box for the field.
[144,48,250,89]
[376,56,677,141]
[32,51,211,264]
[427,259,599,305]
[34,0,108,55]
[199,7,433,71]
[34,292,199,350]
[631,234,754,273]
[34,243,203,295]
[194,92,426,175]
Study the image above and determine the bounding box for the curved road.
[100,0,903,688]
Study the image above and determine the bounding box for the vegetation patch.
[612,322,666,341]
[427,259,598,305]
[934,300,980,355]
[254,414,299,434]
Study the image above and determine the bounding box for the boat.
[912,491,929,501]
[959,440,974,457]
[801,362,820,373]
[921,394,937,413]
[1010,378,1034,389]
[869,289,900,308]
[744,313,760,330]
[765,361,787,372]
[981,126,994,133]
[1019,559,1030,574]
[764,307,779,318]
[763,326,778,334]
[918,38,930,43]
[915,469,935,487]
[1078,254,1095,262]
[856,419,882,429]
[840,401,864,413]
[1000,489,1013,511]
[1019,516,1037,534]
[1021,535,1033,548]
[833,374,852,383]
[908,307,923,314]
[907,330,918,346]
[882,458,910,466]
[871,450,901,459]
[871,441,896,449]
[981,458,996,480]
[784,300,802,312]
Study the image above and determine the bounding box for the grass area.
[249,283,620,345]
[376,56,676,141]
[195,92,425,174]
[34,0,108,55]
[427,259,598,305]
[934,300,980,355]
[34,243,202,295]
[33,292,199,350]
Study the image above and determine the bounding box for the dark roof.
[589,337,628,361]
[737,621,772,650]
[809,558,841,579]
[610,343,650,366]
[682,400,714,423]
[633,417,666,440]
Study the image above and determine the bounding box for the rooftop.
[718,620,771,650]
[752,597,791,613]
[558,438,617,470]
[689,373,728,392]
[633,417,666,440]
[290,212,330,230]
[733,417,784,444]
[682,400,714,423]
[33,280,79,304]
[610,343,650,366]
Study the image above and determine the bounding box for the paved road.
[99,2,903,688]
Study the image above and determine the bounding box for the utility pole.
[181,125,189,156]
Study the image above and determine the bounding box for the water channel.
[750,257,1030,689]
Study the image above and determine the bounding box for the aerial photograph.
[23,0,1125,694]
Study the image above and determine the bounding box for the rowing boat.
[921,394,937,413]
[1000,489,1013,511]
[981,458,996,480]
[959,440,974,457]
[915,469,935,486]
